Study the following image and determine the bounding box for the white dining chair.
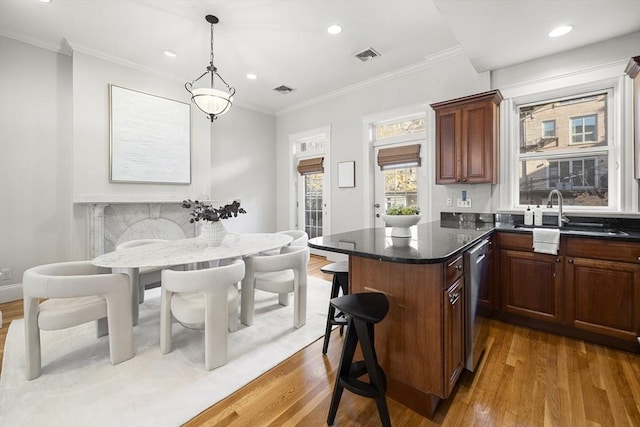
[22,261,134,380]
[160,259,245,370]
[278,230,308,247]
[241,246,310,328]
[116,239,167,303]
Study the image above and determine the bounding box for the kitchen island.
[309,221,492,417]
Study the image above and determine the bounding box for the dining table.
[92,232,293,325]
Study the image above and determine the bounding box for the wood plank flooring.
[1,255,639,426]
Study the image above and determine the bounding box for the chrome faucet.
[547,189,570,227]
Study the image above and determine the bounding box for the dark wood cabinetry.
[500,248,563,323]
[565,237,640,343]
[495,232,640,352]
[431,90,503,184]
[348,253,466,417]
[443,277,464,398]
[625,56,640,179]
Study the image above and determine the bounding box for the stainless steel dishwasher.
[464,239,490,372]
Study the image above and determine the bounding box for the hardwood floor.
[2,255,639,426]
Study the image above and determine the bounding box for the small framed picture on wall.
[338,161,355,188]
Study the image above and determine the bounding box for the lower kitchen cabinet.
[443,277,465,398]
[499,247,563,324]
[565,237,640,344]
[495,232,640,352]
[565,256,640,341]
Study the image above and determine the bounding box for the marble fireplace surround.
[77,195,199,258]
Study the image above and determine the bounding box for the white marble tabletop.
[93,233,293,268]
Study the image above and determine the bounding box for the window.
[517,91,610,207]
[542,120,556,138]
[375,117,425,140]
[570,115,597,143]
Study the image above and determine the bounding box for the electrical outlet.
[456,198,472,208]
[0,267,11,281]
[446,197,453,207]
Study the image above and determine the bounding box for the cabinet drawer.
[566,237,640,263]
[496,232,532,251]
[446,254,464,285]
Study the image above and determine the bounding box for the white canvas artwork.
[110,85,191,184]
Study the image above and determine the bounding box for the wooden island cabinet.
[349,253,466,417]
[431,90,503,184]
[308,224,493,418]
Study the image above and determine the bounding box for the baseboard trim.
[0,283,22,303]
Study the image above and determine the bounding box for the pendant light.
[185,15,236,122]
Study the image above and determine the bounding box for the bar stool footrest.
[339,360,387,398]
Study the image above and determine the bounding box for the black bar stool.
[327,292,391,427]
[320,261,349,354]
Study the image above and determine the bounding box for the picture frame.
[109,84,191,184]
[337,161,355,188]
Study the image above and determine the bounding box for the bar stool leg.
[327,318,357,425]
[354,320,391,427]
[322,274,342,354]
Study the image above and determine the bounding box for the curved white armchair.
[116,239,166,304]
[160,259,245,370]
[278,230,308,247]
[23,261,134,380]
[241,246,310,328]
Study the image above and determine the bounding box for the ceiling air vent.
[273,85,296,94]
[354,47,381,62]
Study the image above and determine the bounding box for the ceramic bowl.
[381,214,422,237]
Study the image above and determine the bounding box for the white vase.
[381,214,422,237]
[201,221,227,247]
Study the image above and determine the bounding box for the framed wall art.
[109,84,191,184]
[337,161,355,188]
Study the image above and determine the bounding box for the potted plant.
[381,205,421,237]
[182,199,247,247]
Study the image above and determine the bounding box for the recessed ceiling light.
[246,73,258,80]
[163,50,177,58]
[327,24,343,35]
[548,25,573,38]
[39,0,51,3]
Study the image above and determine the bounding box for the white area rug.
[0,277,332,427]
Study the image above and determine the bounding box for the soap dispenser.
[524,206,533,226]
[534,204,543,226]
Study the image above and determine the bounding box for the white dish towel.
[532,228,560,255]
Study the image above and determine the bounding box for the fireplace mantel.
[80,198,198,258]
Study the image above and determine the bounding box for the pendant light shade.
[185,15,235,122]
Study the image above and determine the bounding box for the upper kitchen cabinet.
[431,90,503,184]
[626,56,640,179]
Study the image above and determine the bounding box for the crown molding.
[276,45,465,116]
[0,30,71,55]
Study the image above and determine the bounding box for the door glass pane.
[304,173,323,239]
[383,167,418,211]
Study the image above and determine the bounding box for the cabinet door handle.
[462,177,468,182]
[556,258,561,263]
[456,177,461,182]
[568,259,574,264]
[455,264,463,271]
[448,291,460,305]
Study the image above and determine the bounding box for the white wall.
[0,38,277,298]
[71,51,212,200]
[0,36,73,291]
[211,106,277,233]
[275,53,489,233]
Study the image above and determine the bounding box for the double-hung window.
[517,91,611,208]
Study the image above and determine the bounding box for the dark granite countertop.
[309,214,640,264]
[308,220,493,264]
